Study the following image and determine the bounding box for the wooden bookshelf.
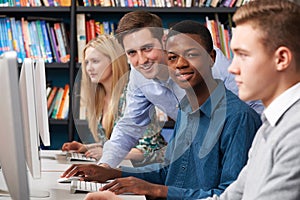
[0,2,236,148]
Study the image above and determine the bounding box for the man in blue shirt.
[66,21,262,200]
[97,11,264,168]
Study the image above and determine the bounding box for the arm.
[99,68,180,167]
[166,111,261,199]
[99,69,154,167]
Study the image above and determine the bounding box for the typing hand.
[62,141,86,152]
[84,191,122,200]
[101,176,167,198]
[61,164,121,183]
[85,146,103,160]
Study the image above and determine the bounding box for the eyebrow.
[167,47,199,55]
[125,43,155,52]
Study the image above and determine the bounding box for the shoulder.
[224,89,261,124]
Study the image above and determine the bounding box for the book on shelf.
[47,86,58,109]
[51,87,64,119]
[54,23,70,63]
[60,22,70,59]
[35,20,48,62]
[50,26,61,63]
[21,18,32,59]
[41,20,54,63]
[46,22,59,62]
[76,14,86,63]
[56,84,69,119]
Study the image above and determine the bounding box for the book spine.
[15,20,26,62]
[41,20,54,63]
[47,86,58,109]
[9,18,20,62]
[21,18,31,58]
[60,22,70,58]
[46,22,58,62]
[54,23,69,63]
[51,87,64,119]
[35,20,47,62]
[50,26,61,63]
[56,84,69,119]
[76,14,86,63]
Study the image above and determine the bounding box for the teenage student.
[202,0,300,199]
[62,34,167,166]
[95,11,263,168]
[63,20,261,200]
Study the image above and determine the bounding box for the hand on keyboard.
[57,176,82,183]
[70,180,107,193]
[66,152,96,162]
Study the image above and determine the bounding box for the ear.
[209,49,216,68]
[275,46,292,72]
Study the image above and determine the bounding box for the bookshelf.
[0,3,236,149]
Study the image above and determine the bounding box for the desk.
[0,150,146,200]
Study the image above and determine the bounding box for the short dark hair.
[167,20,213,53]
[116,11,164,45]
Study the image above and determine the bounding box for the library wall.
[0,0,244,149]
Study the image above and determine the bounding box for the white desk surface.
[0,150,146,200]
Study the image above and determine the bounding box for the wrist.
[151,184,168,198]
[99,163,110,168]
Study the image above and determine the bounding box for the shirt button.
[182,166,186,170]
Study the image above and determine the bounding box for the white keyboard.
[66,152,96,162]
[70,180,107,193]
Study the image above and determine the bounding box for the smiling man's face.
[122,28,168,80]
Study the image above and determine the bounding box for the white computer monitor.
[34,59,51,146]
[0,51,30,200]
[19,58,42,179]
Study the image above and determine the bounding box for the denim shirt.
[122,81,262,199]
[100,48,263,167]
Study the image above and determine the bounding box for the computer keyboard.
[70,180,106,193]
[66,152,96,162]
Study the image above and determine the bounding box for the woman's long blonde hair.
[81,34,129,142]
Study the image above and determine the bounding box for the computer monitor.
[34,59,51,146]
[0,51,30,200]
[19,58,42,179]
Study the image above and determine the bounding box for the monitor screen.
[34,59,51,146]
[0,51,30,200]
[19,58,42,179]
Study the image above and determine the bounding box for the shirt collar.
[180,80,226,118]
[264,82,300,127]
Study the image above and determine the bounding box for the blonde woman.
[62,34,167,166]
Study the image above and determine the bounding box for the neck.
[186,79,218,111]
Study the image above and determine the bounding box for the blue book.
[41,20,54,63]
[15,20,26,62]
[10,17,22,63]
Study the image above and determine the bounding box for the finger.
[61,164,77,177]
[62,143,70,151]
[101,180,118,191]
[62,165,81,178]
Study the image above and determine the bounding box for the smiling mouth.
[175,72,194,81]
[140,63,153,70]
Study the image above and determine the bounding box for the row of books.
[79,0,251,7]
[47,84,70,120]
[0,17,70,63]
[76,14,116,63]
[76,14,233,61]
[0,0,70,7]
[206,14,233,59]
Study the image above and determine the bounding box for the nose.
[175,56,189,69]
[228,58,240,75]
[86,62,93,72]
[137,50,147,65]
